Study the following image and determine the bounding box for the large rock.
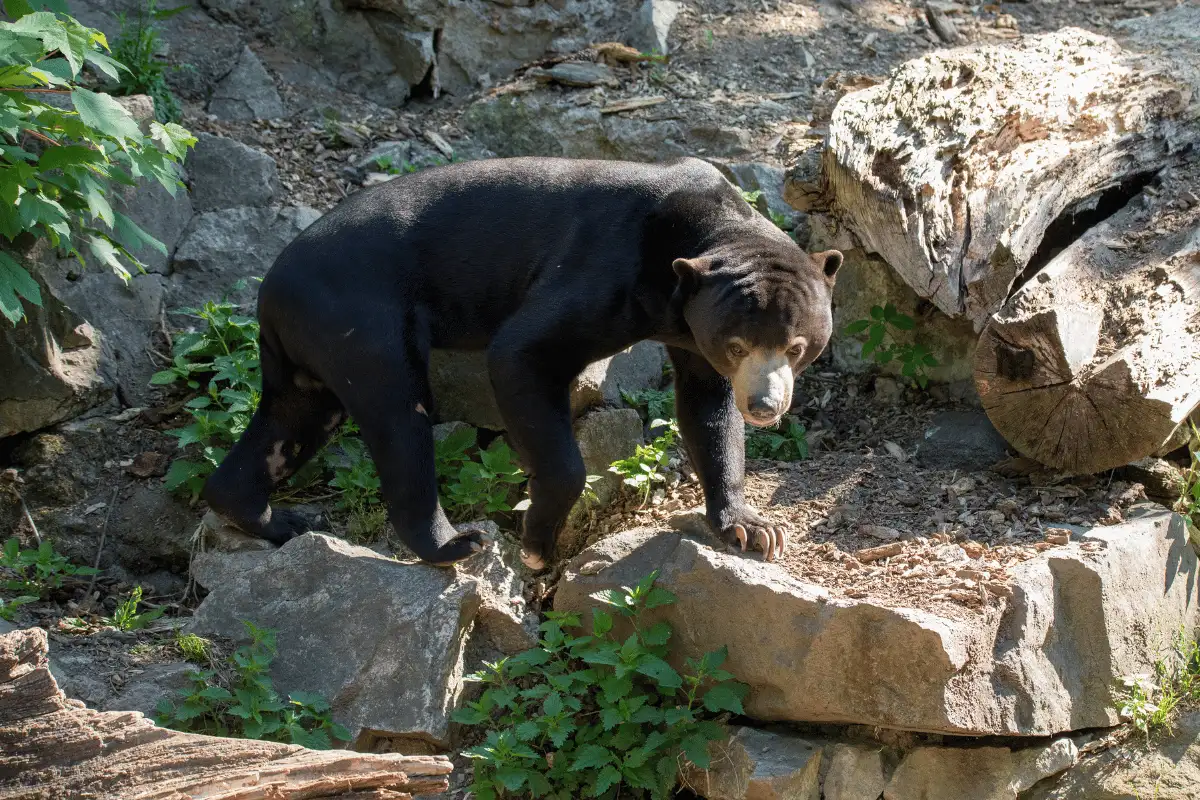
[169,205,321,309]
[190,533,482,748]
[462,93,753,162]
[189,532,533,748]
[823,744,887,800]
[208,46,285,121]
[682,726,822,800]
[712,162,805,234]
[102,662,195,717]
[884,739,1077,800]
[555,506,1200,737]
[428,342,666,430]
[188,134,280,211]
[0,271,105,438]
[628,0,680,56]
[914,411,1010,472]
[1025,710,1200,799]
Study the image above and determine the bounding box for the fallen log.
[0,628,452,800]
[975,161,1200,475]
[822,4,1200,330]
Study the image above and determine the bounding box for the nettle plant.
[454,572,747,799]
[844,303,939,388]
[744,416,809,462]
[155,620,351,749]
[435,426,526,519]
[609,419,679,506]
[0,4,195,324]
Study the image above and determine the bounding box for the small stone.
[188,133,280,211]
[874,376,903,404]
[857,541,904,562]
[824,743,886,800]
[126,451,169,479]
[962,541,985,559]
[208,46,284,121]
[681,726,821,799]
[859,524,902,541]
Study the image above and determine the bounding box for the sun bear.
[201,156,842,569]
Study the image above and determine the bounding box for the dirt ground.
[565,368,1158,621]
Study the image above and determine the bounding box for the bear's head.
[674,241,842,427]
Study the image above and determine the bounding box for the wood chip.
[600,96,668,114]
[856,542,904,563]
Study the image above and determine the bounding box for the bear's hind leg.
[333,346,492,566]
[202,378,345,545]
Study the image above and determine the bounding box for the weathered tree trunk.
[0,628,453,800]
[822,4,1200,330]
[975,162,1200,475]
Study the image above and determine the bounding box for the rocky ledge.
[556,504,1200,738]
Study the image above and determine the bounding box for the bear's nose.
[747,398,780,422]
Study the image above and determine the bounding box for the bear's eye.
[727,342,748,358]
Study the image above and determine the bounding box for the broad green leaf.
[71,87,142,142]
[643,586,676,610]
[113,210,167,256]
[593,764,621,796]
[591,608,613,636]
[681,733,712,768]
[572,743,613,770]
[640,621,671,647]
[844,319,870,335]
[0,250,40,324]
[495,767,528,791]
[451,707,487,725]
[635,655,682,689]
[702,682,748,714]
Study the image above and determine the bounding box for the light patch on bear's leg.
[732,348,793,427]
[323,411,344,433]
[415,402,428,417]
[265,441,289,483]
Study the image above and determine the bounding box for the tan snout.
[732,349,793,427]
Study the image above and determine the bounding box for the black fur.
[201,156,841,566]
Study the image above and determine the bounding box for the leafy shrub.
[0,594,36,621]
[744,416,809,462]
[155,620,351,749]
[152,288,262,498]
[1176,422,1199,524]
[454,572,747,799]
[1,536,97,597]
[0,4,195,324]
[106,585,164,630]
[436,426,526,518]
[108,0,185,123]
[844,303,939,388]
[621,388,676,426]
[374,155,417,176]
[610,420,679,505]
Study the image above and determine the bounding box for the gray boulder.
[681,726,822,800]
[102,662,195,717]
[0,268,106,438]
[188,134,280,211]
[575,408,644,478]
[189,532,533,747]
[914,410,1011,472]
[428,342,666,430]
[169,205,321,309]
[823,744,887,800]
[713,161,805,233]
[208,46,285,121]
[190,533,482,748]
[555,506,1200,737]
[628,0,681,56]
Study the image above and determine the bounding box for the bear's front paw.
[715,506,790,563]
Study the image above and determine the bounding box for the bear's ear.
[814,250,843,284]
[672,257,711,290]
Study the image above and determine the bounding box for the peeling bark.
[0,628,453,800]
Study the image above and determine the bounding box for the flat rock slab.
[190,533,484,748]
[556,506,1200,737]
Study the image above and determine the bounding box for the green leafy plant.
[152,288,262,498]
[1118,630,1200,741]
[744,416,809,462]
[844,303,939,388]
[1176,422,1200,524]
[155,620,351,749]
[454,571,747,799]
[0,593,36,621]
[374,155,418,176]
[108,0,187,123]
[107,585,165,630]
[0,4,195,324]
[175,631,212,663]
[1,536,98,597]
[621,388,676,425]
[441,435,526,519]
[609,420,679,506]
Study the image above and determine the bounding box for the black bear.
[201,156,842,569]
